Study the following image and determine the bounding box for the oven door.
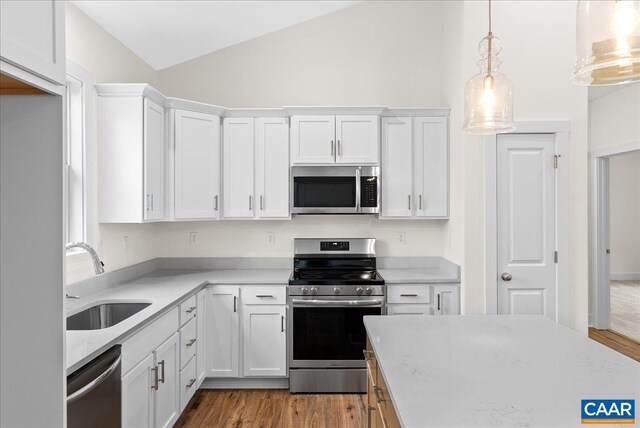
[289,296,384,368]
[291,166,359,214]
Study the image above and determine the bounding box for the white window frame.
[64,60,94,255]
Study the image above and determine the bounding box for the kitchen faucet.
[65,241,105,275]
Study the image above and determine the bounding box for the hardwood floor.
[176,389,368,428]
[589,327,640,362]
[610,280,640,342]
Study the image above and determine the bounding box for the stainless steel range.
[288,238,385,393]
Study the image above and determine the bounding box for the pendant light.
[463,0,515,135]
[573,0,640,85]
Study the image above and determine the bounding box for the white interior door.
[256,117,290,218]
[497,133,557,319]
[174,110,220,219]
[381,117,413,217]
[143,98,165,221]
[223,118,254,218]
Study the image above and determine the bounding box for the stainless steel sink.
[67,302,151,331]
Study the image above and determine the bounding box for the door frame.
[590,141,640,329]
[484,121,570,325]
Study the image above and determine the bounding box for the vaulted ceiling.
[72,1,360,70]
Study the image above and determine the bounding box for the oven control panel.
[320,241,349,251]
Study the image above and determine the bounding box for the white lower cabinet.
[386,284,460,316]
[154,333,180,428]
[206,284,288,380]
[122,353,154,428]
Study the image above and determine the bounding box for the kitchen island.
[364,315,640,427]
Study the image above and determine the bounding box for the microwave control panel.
[361,176,378,208]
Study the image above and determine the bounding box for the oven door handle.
[291,299,382,307]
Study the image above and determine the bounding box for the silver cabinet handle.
[214,195,219,211]
[260,195,264,210]
[437,293,441,311]
[408,195,411,210]
[501,272,513,281]
[186,378,196,389]
[233,295,237,313]
[186,338,196,347]
[256,294,273,298]
[186,306,196,314]
[249,195,252,210]
[158,360,165,383]
[150,193,154,211]
[400,294,418,297]
[338,139,342,156]
[281,315,284,332]
[151,366,159,390]
[67,354,122,403]
[419,194,423,210]
[331,140,335,156]
[146,194,151,211]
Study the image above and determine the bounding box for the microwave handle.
[355,167,361,212]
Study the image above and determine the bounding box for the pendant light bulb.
[463,0,515,135]
[573,0,640,85]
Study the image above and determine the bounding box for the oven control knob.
[300,287,309,295]
[356,287,364,295]
[310,286,318,295]
[365,287,373,295]
[333,287,341,295]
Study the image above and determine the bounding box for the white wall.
[609,151,640,277]
[65,2,160,283]
[589,84,640,152]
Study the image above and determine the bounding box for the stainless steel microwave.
[291,166,380,214]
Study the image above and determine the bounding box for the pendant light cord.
[487,0,493,78]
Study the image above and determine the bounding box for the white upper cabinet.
[97,85,166,223]
[290,116,335,164]
[255,118,290,219]
[0,0,65,85]
[144,98,166,221]
[414,117,448,218]
[223,116,290,219]
[335,115,379,164]
[291,114,379,165]
[223,118,255,218]
[380,115,449,219]
[381,117,413,218]
[173,109,221,220]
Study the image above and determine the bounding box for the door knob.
[501,272,512,281]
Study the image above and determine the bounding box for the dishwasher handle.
[67,353,122,404]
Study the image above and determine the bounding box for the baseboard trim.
[200,377,289,389]
[610,272,640,281]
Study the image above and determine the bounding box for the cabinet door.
[122,353,154,428]
[290,116,335,164]
[154,332,180,428]
[381,117,413,218]
[243,305,287,377]
[196,289,207,386]
[174,109,221,219]
[413,117,448,218]
[206,286,239,377]
[256,117,290,218]
[223,118,254,218]
[144,98,165,221]
[336,115,379,164]
[433,285,460,315]
[0,0,65,84]
[386,304,431,316]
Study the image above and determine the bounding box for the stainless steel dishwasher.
[67,345,122,428]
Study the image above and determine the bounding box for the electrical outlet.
[266,232,275,246]
[122,235,129,252]
[398,232,406,244]
[190,232,198,245]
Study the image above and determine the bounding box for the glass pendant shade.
[463,35,515,135]
[573,0,640,85]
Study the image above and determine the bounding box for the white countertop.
[379,268,460,284]
[66,268,291,374]
[364,315,640,427]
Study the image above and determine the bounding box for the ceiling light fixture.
[573,0,640,85]
[463,0,515,135]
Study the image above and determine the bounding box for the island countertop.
[364,315,640,427]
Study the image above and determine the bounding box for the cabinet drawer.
[241,285,286,305]
[387,304,432,316]
[387,285,430,304]
[180,317,197,370]
[121,307,179,375]
[179,355,197,412]
[179,294,197,326]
